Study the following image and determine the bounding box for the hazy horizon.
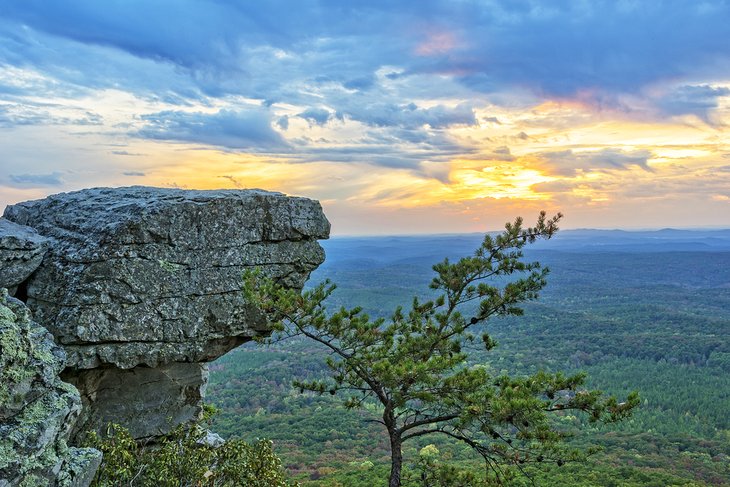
[3,186,730,236]
[321,226,730,237]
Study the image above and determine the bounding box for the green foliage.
[207,242,729,485]
[83,406,295,487]
[410,445,487,486]
[243,212,640,486]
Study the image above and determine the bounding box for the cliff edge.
[0,186,330,486]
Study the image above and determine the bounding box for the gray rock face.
[0,219,48,293]
[0,289,101,487]
[3,186,329,439]
[62,363,208,441]
[3,186,329,370]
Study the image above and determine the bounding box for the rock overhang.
[1,186,330,441]
[3,186,330,370]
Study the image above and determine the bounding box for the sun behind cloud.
[0,2,729,233]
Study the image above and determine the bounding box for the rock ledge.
[2,186,329,441]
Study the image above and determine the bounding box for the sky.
[1,1,729,235]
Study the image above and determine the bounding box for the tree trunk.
[389,432,403,487]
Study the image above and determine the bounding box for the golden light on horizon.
[3,74,727,235]
[447,163,554,200]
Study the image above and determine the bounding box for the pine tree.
[243,212,639,486]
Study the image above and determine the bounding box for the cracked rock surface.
[3,186,330,439]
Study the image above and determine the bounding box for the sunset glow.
[1,1,729,234]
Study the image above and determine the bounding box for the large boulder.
[0,219,48,294]
[3,186,329,440]
[4,186,330,370]
[0,289,101,487]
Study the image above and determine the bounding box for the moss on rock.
[0,288,101,486]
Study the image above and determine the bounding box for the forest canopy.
[242,212,640,486]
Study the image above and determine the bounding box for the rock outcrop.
[0,219,48,295]
[0,289,101,487]
[1,186,329,443]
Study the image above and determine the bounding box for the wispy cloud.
[341,102,477,129]
[1,1,729,232]
[136,108,289,150]
[535,149,654,177]
[656,84,730,124]
[8,172,64,186]
[5,2,729,101]
[0,103,102,127]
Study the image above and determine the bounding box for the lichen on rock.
[0,289,101,486]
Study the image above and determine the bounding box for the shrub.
[83,406,295,487]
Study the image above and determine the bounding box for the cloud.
[0,2,247,71]
[219,175,244,188]
[530,180,577,194]
[276,115,289,130]
[288,134,478,171]
[6,0,726,104]
[536,149,653,177]
[343,75,376,91]
[415,104,477,129]
[439,2,730,97]
[0,21,210,108]
[1,0,728,161]
[0,103,102,128]
[342,102,477,129]
[0,0,729,233]
[136,108,288,150]
[490,146,514,161]
[656,84,730,123]
[298,107,333,126]
[7,172,63,186]
[122,171,145,176]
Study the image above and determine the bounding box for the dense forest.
[207,230,730,486]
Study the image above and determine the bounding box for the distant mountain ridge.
[322,229,730,267]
